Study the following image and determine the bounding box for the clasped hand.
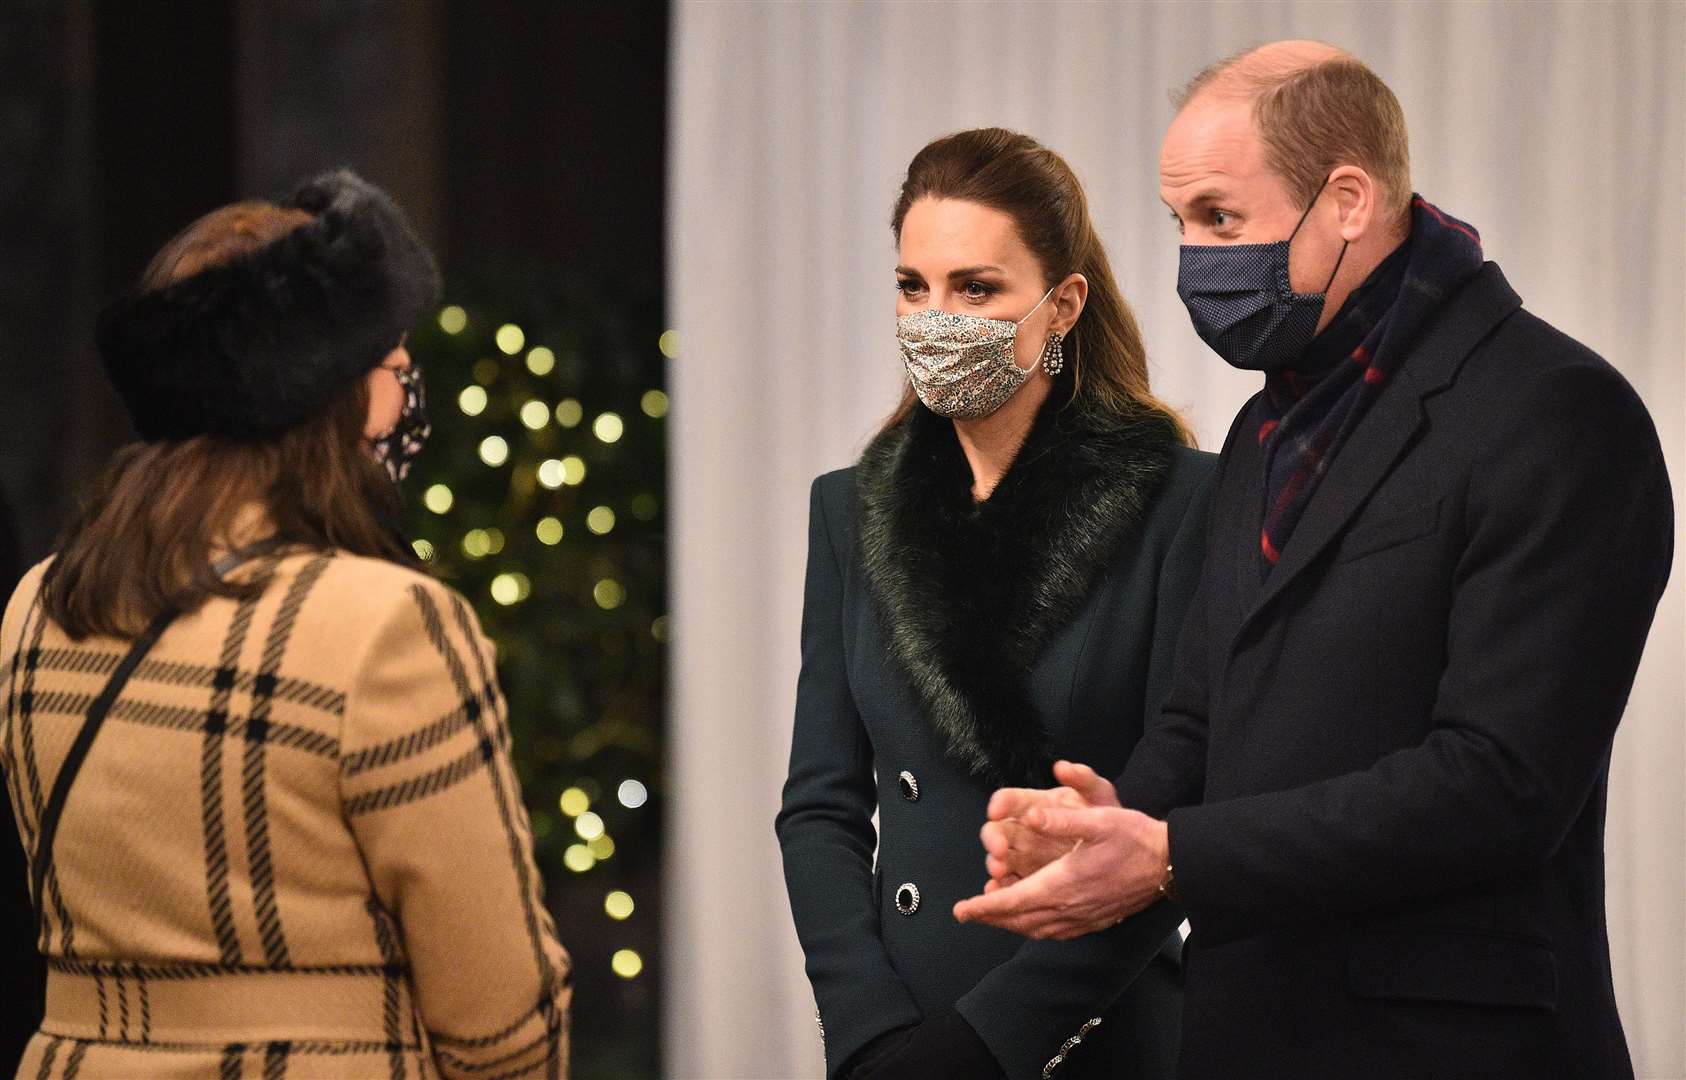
[951,760,1171,940]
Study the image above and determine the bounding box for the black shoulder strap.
[28,539,291,936]
[30,607,173,930]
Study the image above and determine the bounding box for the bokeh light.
[412,539,436,562]
[526,346,556,376]
[574,811,605,841]
[479,435,510,467]
[438,305,467,334]
[593,412,625,444]
[490,572,531,606]
[458,385,488,416]
[462,529,493,559]
[594,579,626,610]
[559,787,590,817]
[412,276,667,1076]
[657,330,680,359]
[612,949,643,978]
[495,323,526,355]
[520,400,551,430]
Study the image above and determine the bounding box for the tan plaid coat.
[1,550,571,1079]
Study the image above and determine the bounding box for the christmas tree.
[406,272,668,1079]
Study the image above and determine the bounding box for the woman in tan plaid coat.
[1,171,570,1079]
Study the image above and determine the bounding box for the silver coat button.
[894,882,921,915]
[898,770,919,801]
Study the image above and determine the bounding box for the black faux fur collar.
[856,394,1178,787]
[98,169,439,442]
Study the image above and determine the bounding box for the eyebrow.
[894,264,1008,278]
[1162,189,1230,214]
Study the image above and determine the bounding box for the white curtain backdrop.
[664,2,1686,1077]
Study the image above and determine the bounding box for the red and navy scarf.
[1258,196,1483,574]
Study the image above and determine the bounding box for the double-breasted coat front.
[778,399,1215,1080]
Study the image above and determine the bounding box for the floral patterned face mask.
[896,287,1053,419]
[370,363,432,484]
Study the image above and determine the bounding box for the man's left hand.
[953,806,1171,939]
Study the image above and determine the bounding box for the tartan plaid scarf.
[1258,195,1484,574]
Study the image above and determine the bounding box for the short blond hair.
[1179,50,1413,231]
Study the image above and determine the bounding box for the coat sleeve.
[954,457,1213,1080]
[1165,361,1674,921]
[1115,420,1251,822]
[775,476,923,1078]
[341,576,571,1080]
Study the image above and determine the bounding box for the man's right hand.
[980,760,1121,887]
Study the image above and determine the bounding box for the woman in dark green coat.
[776,128,1216,1080]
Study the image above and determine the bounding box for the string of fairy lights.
[413,301,673,986]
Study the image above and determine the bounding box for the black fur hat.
[97,169,440,441]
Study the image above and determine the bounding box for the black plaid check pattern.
[3,551,570,1078]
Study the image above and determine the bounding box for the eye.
[1211,210,1233,228]
[896,278,925,299]
[962,280,995,300]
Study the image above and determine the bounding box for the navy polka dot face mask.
[370,363,431,484]
[1175,176,1347,372]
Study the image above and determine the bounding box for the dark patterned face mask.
[1175,176,1347,372]
[370,364,431,484]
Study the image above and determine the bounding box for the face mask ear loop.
[1287,173,1347,295]
[1321,239,1350,293]
[1015,285,1058,327]
[1287,174,1335,244]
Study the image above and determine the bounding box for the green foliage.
[405,273,667,1079]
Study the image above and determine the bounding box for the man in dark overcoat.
[957,40,1674,1080]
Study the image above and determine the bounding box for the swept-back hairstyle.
[887,127,1193,443]
[43,202,417,639]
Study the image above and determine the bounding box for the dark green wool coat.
[778,395,1215,1080]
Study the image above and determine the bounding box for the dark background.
[0,2,669,1076]
[0,0,667,560]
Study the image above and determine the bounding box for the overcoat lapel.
[1237,264,1524,637]
[1212,396,1268,629]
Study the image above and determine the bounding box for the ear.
[1051,272,1088,335]
[1328,165,1377,243]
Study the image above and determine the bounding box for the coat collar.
[855,394,1179,786]
[1237,262,1522,632]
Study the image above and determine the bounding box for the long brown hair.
[44,202,418,639]
[887,127,1193,443]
